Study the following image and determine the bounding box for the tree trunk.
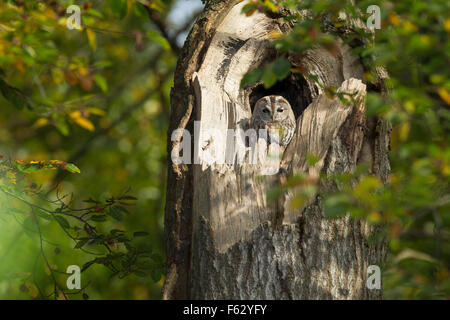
[163,0,390,300]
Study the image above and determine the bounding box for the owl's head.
[253,95,293,123]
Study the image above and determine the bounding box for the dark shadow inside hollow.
[249,73,313,119]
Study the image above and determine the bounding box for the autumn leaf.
[65,70,78,86]
[87,107,106,116]
[437,88,450,105]
[26,283,39,298]
[86,28,97,52]
[388,12,401,26]
[445,19,450,32]
[70,110,95,131]
[32,118,49,129]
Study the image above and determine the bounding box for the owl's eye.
[277,108,284,113]
[262,109,270,113]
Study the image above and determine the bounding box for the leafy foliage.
[0,0,192,299]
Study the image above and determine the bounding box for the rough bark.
[163,0,390,300]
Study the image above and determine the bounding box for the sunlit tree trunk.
[163,0,390,300]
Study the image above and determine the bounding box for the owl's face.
[253,95,292,124]
[251,95,296,147]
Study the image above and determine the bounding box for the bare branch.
[143,5,181,55]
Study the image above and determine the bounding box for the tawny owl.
[250,95,296,147]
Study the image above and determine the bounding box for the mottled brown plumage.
[250,95,296,147]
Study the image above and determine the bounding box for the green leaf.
[150,268,162,282]
[0,79,32,109]
[262,66,277,89]
[54,215,70,229]
[150,253,163,263]
[86,8,104,19]
[240,68,263,87]
[111,229,125,235]
[306,154,320,166]
[93,74,108,92]
[337,92,350,104]
[110,0,128,19]
[74,238,89,249]
[91,215,107,222]
[120,195,137,200]
[148,30,171,51]
[36,210,52,221]
[266,186,283,203]
[93,60,113,68]
[241,3,257,15]
[23,216,39,233]
[133,231,149,237]
[261,58,291,89]
[117,234,130,242]
[65,163,81,174]
[272,58,291,80]
[81,260,95,272]
[133,270,148,278]
[323,194,351,218]
[83,198,99,204]
[133,2,147,18]
[307,74,320,85]
[109,206,124,221]
[115,205,129,214]
[15,162,41,173]
[52,114,69,136]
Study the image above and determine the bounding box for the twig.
[143,5,181,54]
[34,209,68,300]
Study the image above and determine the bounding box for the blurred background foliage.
[0,0,448,300]
[0,0,203,299]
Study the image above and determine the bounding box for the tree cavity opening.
[249,73,313,119]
